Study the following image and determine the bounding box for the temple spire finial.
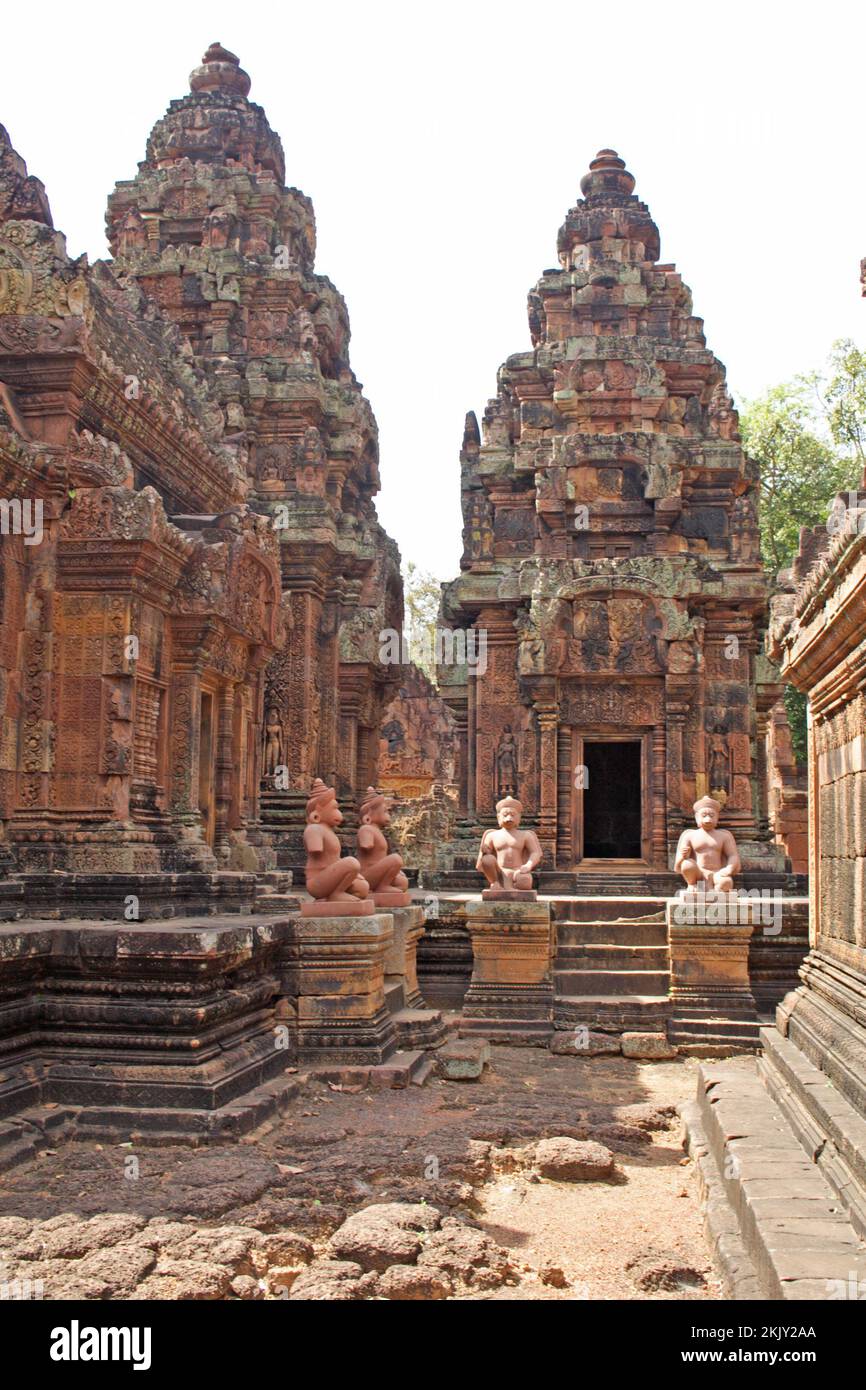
[189,42,251,98]
[580,148,636,198]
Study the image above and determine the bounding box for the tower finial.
[580,149,635,198]
[189,42,251,98]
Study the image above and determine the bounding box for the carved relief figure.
[707,727,730,799]
[295,426,327,497]
[381,718,405,756]
[263,706,285,778]
[495,725,519,799]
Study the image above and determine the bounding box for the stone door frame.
[568,728,651,866]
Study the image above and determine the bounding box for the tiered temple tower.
[440,150,778,877]
[105,44,402,831]
[0,118,283,905]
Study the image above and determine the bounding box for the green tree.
[402,561,441,681]
[740,380,857,575]
[741,339,866,767]
[817,338,866,469]
[741,339,866,575]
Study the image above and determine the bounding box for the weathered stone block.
[621,1032,677,1060]
[434,1038,490,1080]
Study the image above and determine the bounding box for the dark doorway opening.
[583,741,642,858]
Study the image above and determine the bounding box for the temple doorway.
[577,738,644,861]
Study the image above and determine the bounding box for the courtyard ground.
[0,1050,722,1301]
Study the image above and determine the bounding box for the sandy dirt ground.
[0,1050,721,1300]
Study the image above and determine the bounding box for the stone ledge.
[680,1098,762,1299]
[682,1055,866,1299]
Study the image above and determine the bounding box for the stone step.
[556,923,668,949]
[252,892,301,914]
[384,980,406,1015]
[551,896,668,922]
[759,1025,866,1238]
[305,1049,434,1091]
[256,871,293,891]
[71,1072,306,1143]
[554,968,670,997]
[555,995,671,1030]
[392,1000,448,1050]
[683,1056,866,1298]
[555,940,669,966]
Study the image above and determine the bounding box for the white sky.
[3,1,865,581]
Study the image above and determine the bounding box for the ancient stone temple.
[0,120,284,912]
[440,150,778,881]
[0,49,434,1141]
[104,43,403,849]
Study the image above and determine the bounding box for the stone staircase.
[552,896,671,1033]
[252,870,300,914]
[384,977,449,1053]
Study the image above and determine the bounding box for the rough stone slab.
[534,1136,614,1182]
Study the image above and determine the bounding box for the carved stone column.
[651,723,667,866]
[536,704,559,865]
[213,682,235,856]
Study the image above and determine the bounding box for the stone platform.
[682,1054,866,1299]
[0,902,447,1158]
[0,870,263,921]
[0,914,300,1153]
[417,890,809,1050]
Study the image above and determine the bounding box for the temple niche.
[439,150,782,877]
[378,664,457,800]
[104,44,403,860]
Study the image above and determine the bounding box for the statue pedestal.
[461,899,553,1044]
[384,904,426,1008]
[667,894,759,1053]
[300,898,375,917]
[295,911,397,1064]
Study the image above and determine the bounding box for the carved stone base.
[461,899,553,1044]
[294,911,398,1064]
[481,887,537,902]
[0,916,298,1147]
[300,898,375,917]
[373,888,412,908]
[667,898,758,1052]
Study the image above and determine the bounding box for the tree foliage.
[402,561,441,681]
[741,340,865,768]
[740,341,864,576]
